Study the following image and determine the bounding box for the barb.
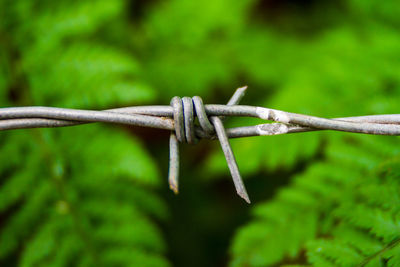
[1,87,400,203]
[209,86,250,203]
[167,87,250,203]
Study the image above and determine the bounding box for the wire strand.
[2,87,400,203]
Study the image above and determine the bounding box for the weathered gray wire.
[168,132,180,194]
[211,117,250,203]
[222,114,400,138]
[2,106,400,135]
[2,87,400,203]
[209,87,250,203]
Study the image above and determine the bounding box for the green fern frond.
[0,0,170,266]
[231,134,400,266]
[0,126,170,266]
[22,42,155,108]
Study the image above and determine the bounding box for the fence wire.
[2,86,400,203]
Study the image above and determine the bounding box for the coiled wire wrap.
[168,88,250,203]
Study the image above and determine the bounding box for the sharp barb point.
[238,85,248,91]
[169,184,179,194]
[227,86,248,106]
[238,191,251,204]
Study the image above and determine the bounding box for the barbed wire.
[2,86,400,203]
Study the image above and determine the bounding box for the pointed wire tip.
[235,86,248,97]
[237,85,248,91]
[238,191,251,204]
[169,184,179,194]
[227,86,249,106]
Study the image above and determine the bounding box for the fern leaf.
[0,1,170,266]
[231,135,400,266]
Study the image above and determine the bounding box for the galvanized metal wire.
[2,86,400,203]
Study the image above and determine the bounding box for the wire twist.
[2,86,400,203]
[168,89,249,203]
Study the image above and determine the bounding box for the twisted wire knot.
[170,96,215,144]
[168,88,251,203]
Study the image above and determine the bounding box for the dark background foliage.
[1,0,400,266]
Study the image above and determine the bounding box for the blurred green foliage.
[0,0,168,266]
[1,0,400,266]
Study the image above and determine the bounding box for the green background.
[1,0,400,266]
